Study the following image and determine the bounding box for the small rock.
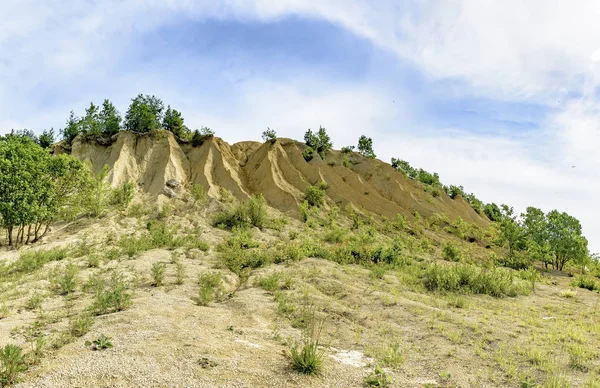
[166,179,180,188]
[198,357,218,369]
[163,187,177,198]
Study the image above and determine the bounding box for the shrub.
[289,312,325,375]
[0,344,27,386]
[495,253,533,271]
[246,194,267,228]
[302,146,315,162]
[110,181,134,209]
[364,365,392,387]
[305,183,327,207]
[11,247,69,275]
[69,314,94,337]
[441,242,461,262]
[262,128,277,142]
[572,275,598,291]
[91,272,131,315]
[25,292,44,311]
[254,272,293,293]
[298,200,310,223]
[175,261,185,285]
[304,126,332,157]
[424,262,518,297]
[212,195,267,230]
[87,254,101,268]
[194,272,224,306]
[357,135,376,159]
[151,262,166,287]
[323,226,346,244]
[191,127,214,147]
[190,183,207,205]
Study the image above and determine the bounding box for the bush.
[69,314,94,337]
[190,183,207,205]
[212,195,267,230]
[11,247,69,275]
[151,262,166,287]
[51,263,79,295]
[441,242,461,262]
[304,126,332,157]
[572,275,598,291]
[110,181,135,209]
[289,312,325,375]
[424,262,518,297]
[298,200,310,223]
[302,146,315,162]
[0,344,28,386]
[364,365,392,387]
[194,272,224,306]
[357,135,376,159]
[494,253,532,271]
[91,272,131,315]
[191,127,214,146]
[305,183,327,207]
[262,128,277,142]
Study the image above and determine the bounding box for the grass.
[254,272,293,293]
[364,365,392,387]
[25,292,44,311]
[69,313,94,337]
[289,309,325,375]
[7,247,69,276]
[50,263,78,295]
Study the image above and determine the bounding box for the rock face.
[71,131,489,226]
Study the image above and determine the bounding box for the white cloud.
[2,0,600,252]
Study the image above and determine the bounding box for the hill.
[0,130,598,388]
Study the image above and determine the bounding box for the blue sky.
[2,0,600,251]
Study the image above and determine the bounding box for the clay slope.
[71,132,488,227]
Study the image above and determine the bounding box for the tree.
[483,203,502,222]
[391,158,418,179]
[61,111,81,145]
[38,128,55,148]
[446,185,466,199]
[357,135,376,159]
[304,126,332,157]
[99,99,122,136]
[124,94,164,133]
[0,135,89,246]
[546,210,588,271]
[191,127,214,147]
[80,102,102,136]
[162,105,186,138]
[497,205,525,259]
[262,128,277,142]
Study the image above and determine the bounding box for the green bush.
[190,183,207,205]
[11,247,69,275]
[424,262,518,297]
[0,344,28,386]
[494,253,532,271]
[51,263,79,295]
[302,146,315,162]
[91,272,131,315]
[151,262,166,287]
[69,314,94,337]
[194,272,224,306]
[572,275,598,291]
[305,183,327,207]
[289,312,325,375]
[110,181,134,209]
[364,364,392,387]
[212,195,268,230]
[441,242,462,262]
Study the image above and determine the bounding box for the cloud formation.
[2,1,600,250]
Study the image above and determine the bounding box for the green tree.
[38,128,55,148]
[99,99,122,136]
[304,126,332,157]
[61,110,81,145]
[546,210,588,271]
[483,203,502,222]
[357,135,376,159]
[124,94,164,133]
[80,102,102,136]
[497,205,525,259]
[162,105,186,138]
[391,158,418,179]
[262,127,277,142]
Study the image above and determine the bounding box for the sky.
[2,0,600,251]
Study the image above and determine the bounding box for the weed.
[25,292,44,311]
[50,263,78,295]
[447,294,468,308]
[151,262,166,287]
[212,195,268,230]
[364,364,392,387]
[86,334,113,350]
[190,183,208,206]
[87,254,101,268]
[254,272,293,293]
[175,262,185,285]
[442,242,462,262]
[289,310,325,375]
[0,344,28,386]
[194,272,224,306]
[0,303,8,319]
[377,342,405,369]
[29,335,45,365]
[299,200,310,223]
[11,247,68,275]
[91,272,131,315]
[69,314,94,337]
[560,289,577,298]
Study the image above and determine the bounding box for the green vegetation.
[261,127,277,142]
[86,334,113,351]
[194,272,224,306]
[304,126,332,158]
[212,194,267,230]
[191,127,214,146]
[357,135,376,159]
[304,182,328,207]
[364,365,392,387]
[91,272,131,315]
[289,310,325,375]
[0,344,27,386]
[151,262,166,287]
